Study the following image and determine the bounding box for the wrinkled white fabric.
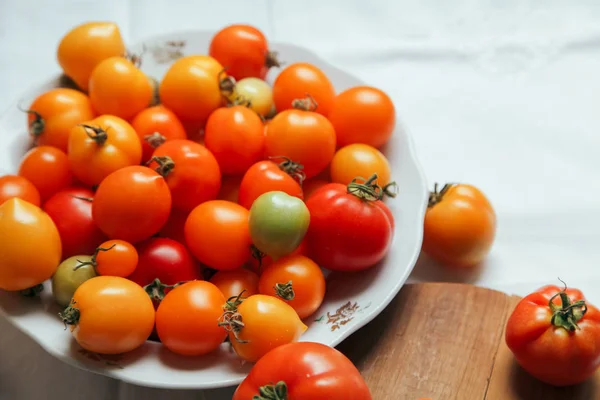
[1,1,600,398]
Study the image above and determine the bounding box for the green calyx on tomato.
[291,94,318,112]
[549,287,587,332]
[148,156,176,177]
[274,281,295,301]
[79,124,108,145]
[347,174,397,201]
[18,107,45,136]
[253,381,288,400]
[428,182,455,207]
[59,299,81,327]
[269,156,305,185]
[144,132,167,149]
[218,291,248,344]
[143,278,186,303]
[20,284,44,297]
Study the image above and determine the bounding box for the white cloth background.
[1,0,600,398]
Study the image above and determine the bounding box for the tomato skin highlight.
[0,175,40,207]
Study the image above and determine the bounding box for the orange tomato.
[272,63,335,116]
[130,105,187,163]
[68,115,142,187]
[330,144,391,187]
[89,57,153,120]
[210,268,259,299]
[184,200,251,270]
[0,198,61,291]
[423,184,496,268]
[92,239,138,277]
[238,160,303,210]
[328,86,395,148]
[258,255,325,319]
[159,55,226,123]
[61,276,155,354]
[217,175,242,203]
[57,22,126,91]
[25,88,95,152]
[18,146,73,201]
[0,175,40,206]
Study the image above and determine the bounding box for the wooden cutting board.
[337,283,600,400]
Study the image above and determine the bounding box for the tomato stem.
[250,244,267,273]
[265,51,281,69]
[59,300,80,328]
[74,244,116,272]
[19,284,44,297]
[269,156,306,185]
[148,76,160,107]
[347,174,385,202]
[291,94,318,112]
[79,124,108,146]
[274,281,295,301]
[18,105,45,137]
[549,283,588,332]
[148,156,176,177]
[144,132,167,149]
[143,278,185,303]
[125,44,146,68]
[219,70,236,96]
[218,291,249,343]
[254,381,288,400]
[382,181,399,199]
[70,195,94,203]
[428,183,454,208]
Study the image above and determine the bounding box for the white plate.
[0,30,428,390]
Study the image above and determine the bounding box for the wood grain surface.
[337,283,600,400]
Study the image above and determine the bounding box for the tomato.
[210,268,259,300]
[505,284,600,386]
[249,191,309,259]
[185,200,251,270]
[204,106,265,175]
[258,255,325,319]
[24,88,95,152]
[209,24,278,80]
[68,115,142,187]
[43,187,106,259]
[57,22,126,91]
[328,86,395,148]
[149,140,221,212]
[222,294,307,362]
[78,239,139,277]
[130,105,187,163]
[0,175,40,206]
[217,175,242,203]
[330,144,391,187]
[305,177,394,271]
[265,100,336,179]
[60,276,155,354]
[423,183,496,268]
[159,55,226,123]
[18,146,73,201]
[246,245,273,276]
[227,77,274,117]
[89,57,153,120]
[302,178,329,200]
[0,198,61,291]
[238,161,303,210]
[156,280,227,356]
[92,166,171,243]
[157,209,188,244]
[272,63,335,116]
[233,342,372,400]
[51,255,97,307]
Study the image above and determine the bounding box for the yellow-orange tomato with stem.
[57,22,126,92]
[60,276,155,355]
[18,146,73,201]
[330,143,391,187]
[423,183,496,268]
[77,239,138,278]
[227,77,274,117]
[130,105,187,163]
[210,268,259,299]
[0,175,40,207]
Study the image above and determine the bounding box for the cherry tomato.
[305,177,394,271]
[423,184,496,268]
[68,115,142,187]
[209,24,278,80]
[302,178,329,200]
[330,144,391,187]
[51,255,97,307]
[210,268,259,299]
[92,166,171,243]
[506,284,600,386]
[149,139,221,212]
[159,55,226,123]
[328,86,395,148]
[157,208,189,245]
[233,342,372,400]
[238,160,303,210]
[61,276,155,354]
[0,198,61,291]
[204,106,265,175]
[25,88,95,152]
[223,294,307,362]
[0,175,40,206]
[185,200,251,270]
[258,255,325,319]
[43,187,106,259]
[89,57,153,120]
[130,105,187,163]
[57,22,126,91]
[156,280,227,356]
[18,146,73,201]
[81,239,139,277]
[265,100,336,179]
[272,63,335,116]
[217,175,242,203]
[227,77,274,117]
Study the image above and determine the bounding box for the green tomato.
[249,191,310,259]
[51,255,97,307]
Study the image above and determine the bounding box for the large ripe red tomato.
[43,187,106,260]
[305,177,394,271]
[238,160,303,210]
[506,284,600,386]
[18,146,73,201]
[233,342,372,400]
[130,105,187,163]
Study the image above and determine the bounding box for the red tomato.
[0,175,40,206]
[210,268,259,299]
[149,139,221,213]
[130,105,187,163]
[209,24,278,80]
[238,160,303,210]
[506,284,600,386]
[233,342,372,400]
[43,187,106,259]
[305,177,394,271]
[302,178,330,200]
[92,166,171,243]
[272,63,335,116]
[18,146,73,201]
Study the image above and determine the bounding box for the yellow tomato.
[228,77,274,117]
[330,143,391,187]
